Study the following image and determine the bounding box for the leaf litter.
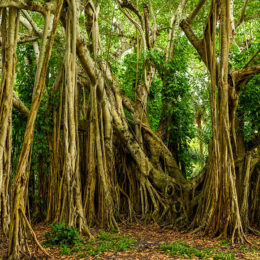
[0,222,259,259]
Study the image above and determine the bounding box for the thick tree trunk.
[0,7,18,237]
[188,0,246,243]
[179,0,260,241]
[53,0,92,236]
[8,2,63,258]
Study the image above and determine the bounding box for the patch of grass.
[109,227,120,233]
[238,244,247,250]
[87,231,136,255]
[97,231,114,241]
[43,226,136,257]
[60,245,73,255]
[160,241,207,258]
[43,221,83,247]
[250,245,260,253]
[214,251,234,260]
[250,241,260,252]
[219,240,231,247]
[160,240,235,259]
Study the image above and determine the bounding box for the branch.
[99,16,137,56]
[101,32,135,40]
[76,36,97,84]
[19,15,41,61]
[121,92,135,114]
[113,38,136,58]
[186,0,207,24]
[180,19,204,59]
[235,0,249,28]
[244,12,260,22]
[99,15,124,35]
[148,0,157,46]
[157,26,171,33]
[0,0,55,15]
[13,92,30,117]
[119,0,144,29]
[166,0,188,60]
[20,15,33,30]
[21,10,42,36]
[243,48,260,68]
[230,0,236,40]
[0,34,39,45]
[143,3,151,49]
[18,34,39,43]
[181,1,221,72]
[118,4,146,51]
[231,64,260,87]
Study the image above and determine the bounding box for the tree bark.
[0,7,19,237]
[8,2,63,257]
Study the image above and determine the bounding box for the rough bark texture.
[8,2,63,258]
[180,0,260,242]
[0,7,18,237]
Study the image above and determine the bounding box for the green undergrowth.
[42,223,259,258]
[218,239,231,247]
[43,222,137,257]
[160,240,235,259]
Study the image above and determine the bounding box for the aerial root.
[20,207,51,257]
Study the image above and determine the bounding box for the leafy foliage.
[160,241,235,259]
[238,74,260,142]
[149,37,197,176]
[43,225,136,257]
[44,222,83,247]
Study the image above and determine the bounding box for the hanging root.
[140,180,148,220]
[118,185,135,222]
[138,175,171,223]
[20,207,51,257]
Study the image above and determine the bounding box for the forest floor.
[0,222,259,259]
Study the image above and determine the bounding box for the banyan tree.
[0,0,259,258]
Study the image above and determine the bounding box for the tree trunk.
[8,3,63,257]
[189,0,246,243]
[54,0,92,236]
[0,7,19,237]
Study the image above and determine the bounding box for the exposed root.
[20,208,51,257]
